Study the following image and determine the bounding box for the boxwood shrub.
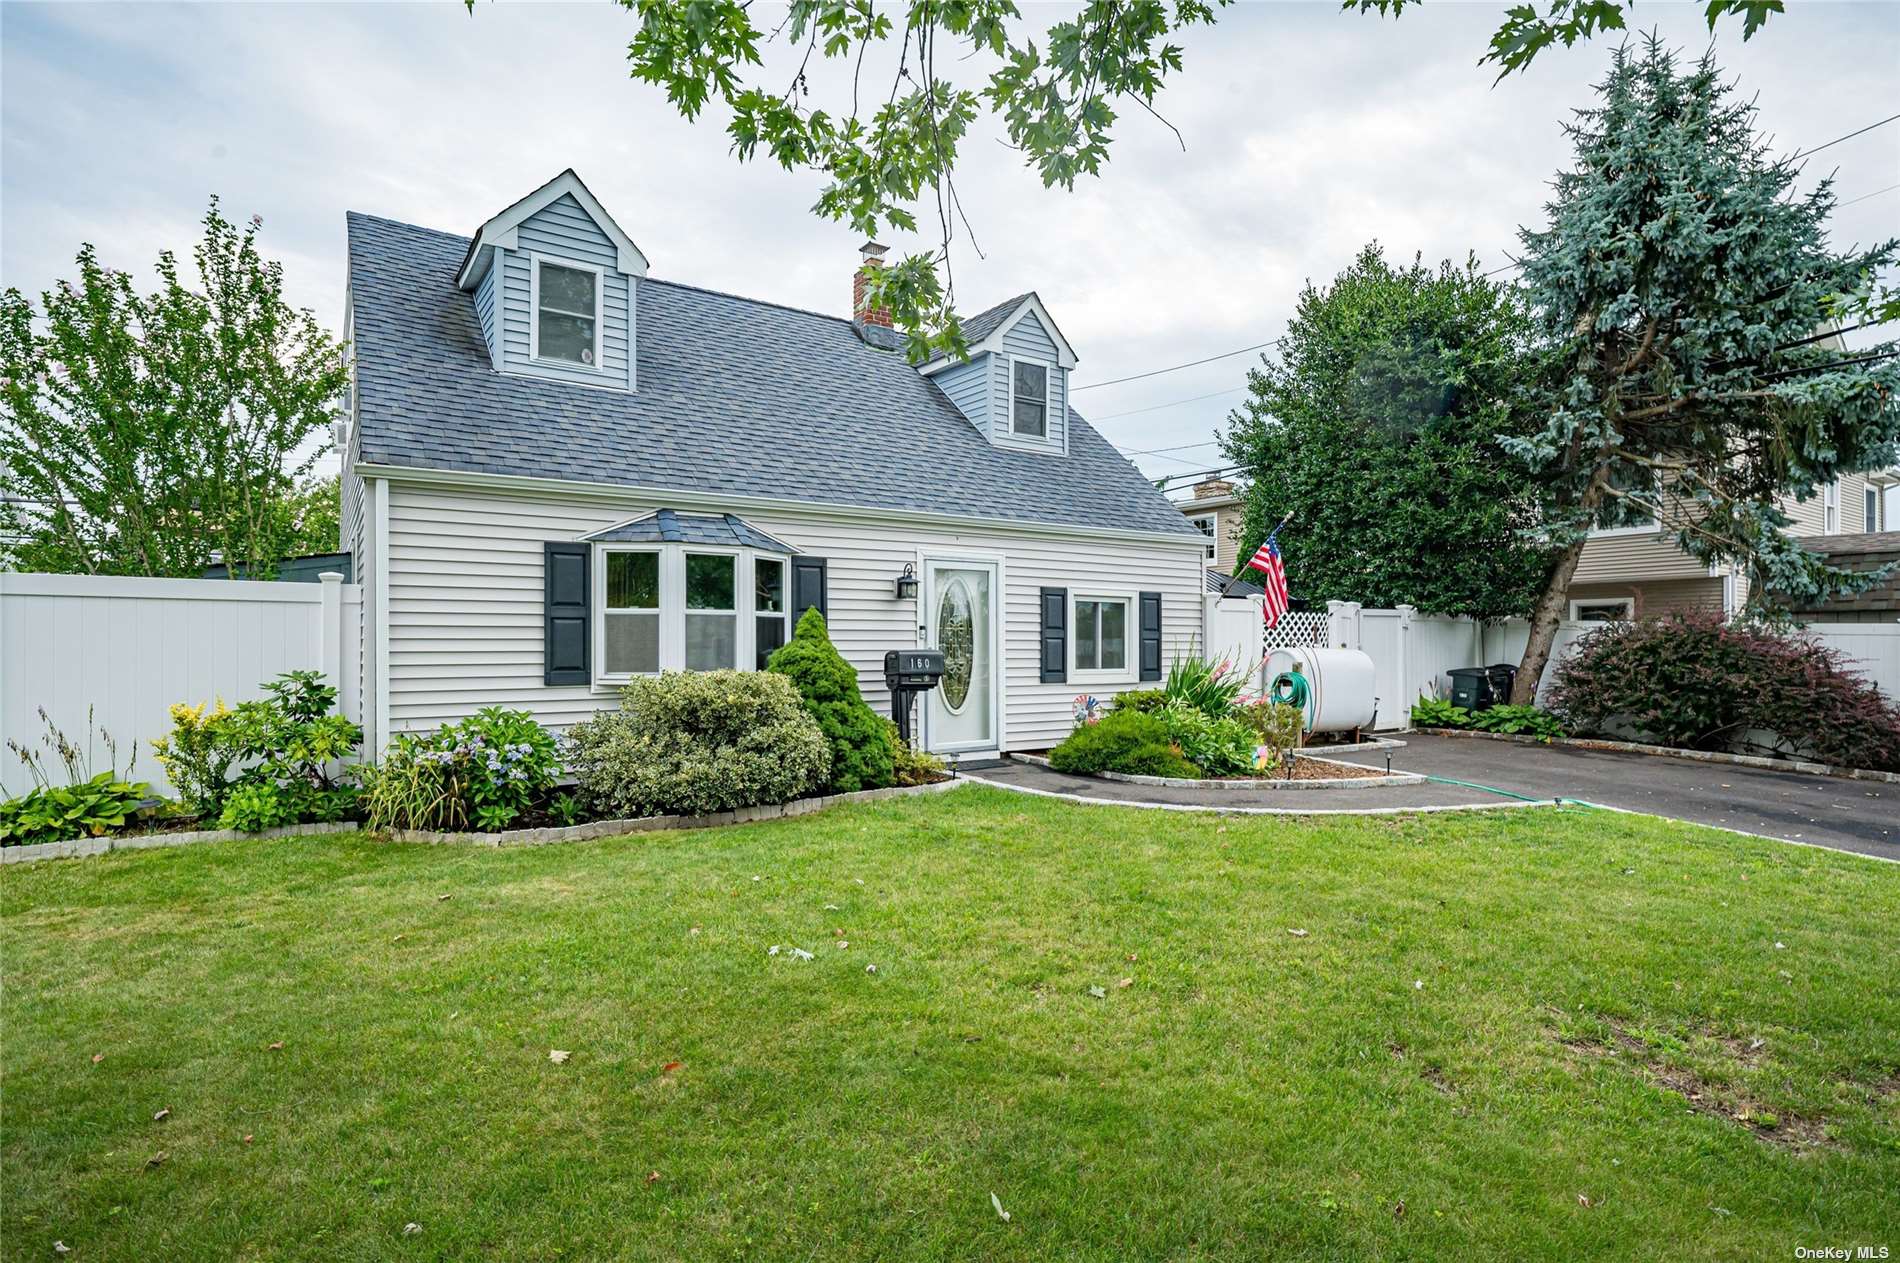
[564,670,832,819]
[1548,613,1900,771]
[1048,710,1198,779]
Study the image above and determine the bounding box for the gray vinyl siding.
[380,483,1203,751]
[933,357,989,433]
[473,258,499,368]
[495,193,634,388]
[994,312,1067,455]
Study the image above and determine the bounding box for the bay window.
[593,545,788,684]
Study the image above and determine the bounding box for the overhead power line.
[1088,386,1249,424]
[1840,182,1900,209]
[1787,112,1900,162]
[1070,341,1280,392]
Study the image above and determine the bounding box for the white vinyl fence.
[1,572,362,796]
[1314,601,1899,730]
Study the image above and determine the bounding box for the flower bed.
[1014,751,1423,790]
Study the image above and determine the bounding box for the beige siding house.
[1178,476,1247,574]
[1569,470,1899,620]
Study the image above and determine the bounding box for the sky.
[3,1,1897,495]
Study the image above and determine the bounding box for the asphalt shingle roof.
[582,509,796,552]
[346,214,1197,539]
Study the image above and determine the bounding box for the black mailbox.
[884,649,945,691]
[883,649,945,747]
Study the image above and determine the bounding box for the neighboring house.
[1568,469,1900,622]
[1178,476,1246,573]
[1780,531,1900,624]
[339,170,1206,759]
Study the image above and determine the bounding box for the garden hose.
[1268,670,1314,731]
[1418,774,1550,804]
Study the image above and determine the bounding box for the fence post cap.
[318,571,344,585]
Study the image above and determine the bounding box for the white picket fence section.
[1315,600,1898,730]
[1,572,362,796]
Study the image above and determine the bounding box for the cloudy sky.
[4,1,1896,492]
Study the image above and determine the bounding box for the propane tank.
[1264,646,1378,733]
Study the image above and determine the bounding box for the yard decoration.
[767,609,896,794]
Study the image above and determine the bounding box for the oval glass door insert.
[938,578,975,711]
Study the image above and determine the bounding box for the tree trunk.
[1511,534,1588,704]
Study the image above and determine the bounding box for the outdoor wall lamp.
[893,563,919,600]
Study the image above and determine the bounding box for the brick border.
[2,821,358,866]
[1415,727,1900,785]
[2,780,963,865]
[1007,751,1425,791]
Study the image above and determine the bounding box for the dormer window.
[532,258,602,367]
[1011,360,1049,437]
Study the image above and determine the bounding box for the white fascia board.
[923,295,1080,372]
[456,169,649,290]
[356,462,1209,550]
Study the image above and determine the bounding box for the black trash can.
[1447,667,1494,712]
[1486,663,1518,705]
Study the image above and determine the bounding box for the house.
[1178,475,1246,573]
[339,171,1206,760]
[1568,469,1899,621]
[1778,530,1900,624]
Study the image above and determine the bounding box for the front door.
[922,558,998,754]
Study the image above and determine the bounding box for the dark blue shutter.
[1039,587,1068,683]
[791,556,828,625]
[1138,591,1163,682]
[544,541,591,685]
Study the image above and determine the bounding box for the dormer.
[456,170,647,390]
[919,293,1078,456]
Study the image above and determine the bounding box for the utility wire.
[1840,182,1900,209]
[1070,341,1280,392]
[1087,386,1248,424]
[1787,112,1900,162]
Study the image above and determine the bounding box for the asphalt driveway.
[1329,734,1898,863]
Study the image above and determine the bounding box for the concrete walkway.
[964,736,1897,864]
[962,758,1548,815]
[1323,734,1898,863]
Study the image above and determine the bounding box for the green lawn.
[4,786,1897,1260]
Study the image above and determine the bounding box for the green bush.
[219,781,293,833]
[152,699,242,818]
[1048,710,1198,779]
[767,609,894,793]
[3,708,153,846]
[882,719,948,787]
[1,773,151,847]
[157,671,361,826]
[1108,689,1169,716]
[1163,657,1248,718]
[1467,703,1565,740]
[1157,701,1259,777]
[564,670,831,819]
[1235,699,1304,769]
[359,707,561,833]
[1410,697,1471,729]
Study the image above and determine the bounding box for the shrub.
[219,781,293,833]
[1108,689,1169,716]
[1410,697,1472,730]
[1232,699,1304,771]
[1466,703,1565,740]
[152,700,241,817]
[767,609,894,792]
[1163,656,1248,718]
[1548,613,1900,770]
[882,719,948,787]
[565,670,831,818]
[359,707,561,833]
[1048,709,1198,779]
[1157,701,1259,777]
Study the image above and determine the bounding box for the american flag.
[1244,529,1290,628]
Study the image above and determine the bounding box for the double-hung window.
[595,546,788,683]
[1823,479,1841,534]
[534,258,601,367]
[1011,360,1049,437]
[1188,513,1217,562]
[1072,593,1131,679]
[603,551,661,675]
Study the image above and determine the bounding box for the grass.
[4,785,1898,1260]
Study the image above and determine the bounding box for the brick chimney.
[852,240,892,328]
[1193,475,1233,501]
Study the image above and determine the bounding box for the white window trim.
[752,555,790,669]
[1865,484,1880,533]
[528,252,607,372]
[1071,589,1138,684]
[1588,521,1659,539]
[592,544,773,686]
[1187,512,1218,562]
[1006,356,1056,440]
[1823,478,1841,535]
[1568,596,1635,622]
